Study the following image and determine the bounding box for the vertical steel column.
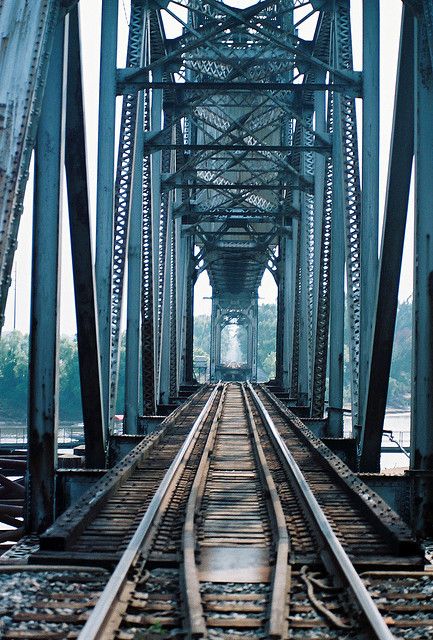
[150,69,163,384]
[290,217,301,397]
[311,75,327,413]
[298,124,312,406]
[251,296,258,382]
[95,0,118,431]
[312,79,326,331]
[282,234,294,391]
[141,84,156,415]
[158,208,173,404]
[311,97,333,419]
[169,217,178,400]
[411,15,433,535]
[328,94,345,438]
[215,320,222,373]
[360,0,380,426]
[27,19,65,534]
[359,7,414,471]
[275,258,283,384]
[210,297,217,381]
[124,92,144,434]
[334,2,362,428]
[65,7,106,468]
[183,242,196,383]
[109,2,146,423]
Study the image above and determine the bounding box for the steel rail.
[246,382,395,640]
[241,384,289,640]
[78,383,222,640]
[182,384,227,638]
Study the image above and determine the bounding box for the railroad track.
[0,382,430,639]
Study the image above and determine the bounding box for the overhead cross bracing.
[134,0,363,421]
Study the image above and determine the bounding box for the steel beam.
[158,211,173,405]
[359,7,414,471]
[328,94,345,438]
[209,298,218,381]
[27,19,65,534]
[183,241,196,383]
[124,92,144,434]
[410,13,433,535]
[150,69,163,398]
[95,0,118,431]
[116,76,360,95]
[0,0,60,331]
[65,7,106,468]
[359,0,380,430]
[144,143,331,154]
[311,75,327,398]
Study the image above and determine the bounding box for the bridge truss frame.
[1,0,433,535]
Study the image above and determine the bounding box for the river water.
[345,411,411,471]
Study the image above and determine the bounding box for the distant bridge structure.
[0,0,433,537]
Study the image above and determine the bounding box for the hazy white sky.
[4,1,410,333]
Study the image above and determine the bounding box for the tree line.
[0,299,412,421]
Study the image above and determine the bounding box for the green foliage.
[193,314,211,359]
[0,331,128,421]
[0,331,29,419]
[58,336,82,420]
[0,299,413,421]
[193,305,278,379]
[388,298,412,408]
[257,304,277,379]
[343,298,412,409]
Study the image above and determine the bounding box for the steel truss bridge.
[1,0,433,538]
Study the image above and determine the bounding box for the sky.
[4,1,409,334]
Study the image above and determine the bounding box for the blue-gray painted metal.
[27,18,65,533]
[359,0,380,431]
[96,0,118,433]
[124,91,144,434]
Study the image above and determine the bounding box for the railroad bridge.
[1,1,433,638]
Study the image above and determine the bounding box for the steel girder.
[0,0,61,330]
[123,0,364,422]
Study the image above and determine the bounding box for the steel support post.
[158,209,173,404]
[124,92,144,434]
[141,85,156,415]
[169,217,178,400]
[411,15,433,536]
[95,0,118,430]
[210,298,217,381]
[150,70,163,383]
[216,321,222,372]
[298,128,312,405]
[359,7,414,471]
[176,232,186,383]
[328,94,345,438]
[360,0,380,427]
[282,234,294,391]
[275,260,283,384]
[27,19,65,534]
[290,216,301,397]
[65,7,106,468]
[311,77,327,412]
[312,83,326,319]
[251,296,258,382]
[183,241,196,383]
